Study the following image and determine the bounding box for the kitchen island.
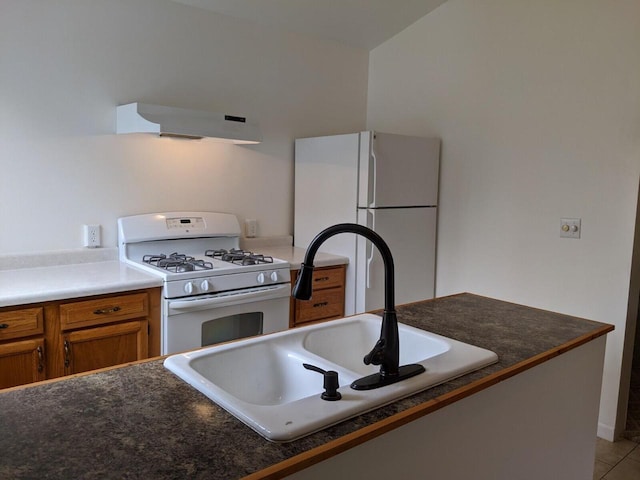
[0,293,612,479]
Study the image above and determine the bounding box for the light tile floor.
[594,437,640,479]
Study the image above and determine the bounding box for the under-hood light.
[116,103,262,144]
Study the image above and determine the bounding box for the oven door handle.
[168,284,291,311]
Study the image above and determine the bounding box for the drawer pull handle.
[314,277,330,282]
[313,302,329,308]
[93,306,121,315]
[0,323,8,329]
[37,346,44,373]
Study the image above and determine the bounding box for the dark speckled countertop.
[0,293,612,479]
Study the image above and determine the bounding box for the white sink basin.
[302,317,450,376]
[189,342,335,406]
[164,313,498,442]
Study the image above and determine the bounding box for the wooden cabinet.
[0,307,46,389]
[290,265,346,327]
[58,293,150,376]
[0,287,160,389]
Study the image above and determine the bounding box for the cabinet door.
[62,320,148,375]
[0,338,46,389]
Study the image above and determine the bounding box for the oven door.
[162,284,290,355]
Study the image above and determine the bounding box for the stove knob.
[270,271,279,282]
[257,272,265,284]
[200,280,210,292]
[184,282,195,295]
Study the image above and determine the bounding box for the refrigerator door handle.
[369,149,377,208]
[366,210,375,288]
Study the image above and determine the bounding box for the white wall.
[367,0,640,439]
[0,0,368,253]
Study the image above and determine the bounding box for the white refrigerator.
[294,131,440,315]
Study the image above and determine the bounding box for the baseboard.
[598,422,615,441]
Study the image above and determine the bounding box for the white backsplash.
[240,236,293,251]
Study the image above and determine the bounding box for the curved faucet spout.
[293,223,395,311]
[292,223,425,390]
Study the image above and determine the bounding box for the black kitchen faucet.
[292,223,425,390]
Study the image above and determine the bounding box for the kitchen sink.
[164,313,498,442]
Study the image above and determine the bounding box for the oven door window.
[201,312,263,347]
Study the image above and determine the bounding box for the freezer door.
[355,207,436,313]
[358,132,440,208]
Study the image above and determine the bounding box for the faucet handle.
[303,363,342,401]
[363,339,386,366]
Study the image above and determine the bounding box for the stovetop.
[138,249,283,276]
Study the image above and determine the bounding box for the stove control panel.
[166,216,205,230]
[165,267,291,299]
[257,271,283,284]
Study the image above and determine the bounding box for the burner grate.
[205,248,274,265]
[143,252,214,272]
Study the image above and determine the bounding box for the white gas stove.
[118,211,291,354]
[118,212,290,299]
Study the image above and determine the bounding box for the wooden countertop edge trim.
[243,323,614,480]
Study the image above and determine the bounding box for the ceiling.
[171,0,448,50]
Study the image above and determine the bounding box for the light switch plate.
[560,218,581,239]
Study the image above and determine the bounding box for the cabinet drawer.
[309,266,345,290]
[295,288,345,325]
[59,293,148,330]
[0,308,44,341]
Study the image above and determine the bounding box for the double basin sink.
[164,314,498,442]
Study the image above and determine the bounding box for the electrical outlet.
[83,224,101,248]
[245,219,257,238]
[560,218,581,239]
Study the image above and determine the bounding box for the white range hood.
[116,103,262,144]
